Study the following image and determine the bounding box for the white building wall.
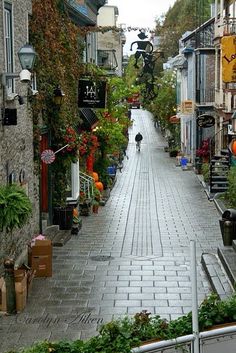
[97,5,123,76]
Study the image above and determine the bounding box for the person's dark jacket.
[135,133,143,142]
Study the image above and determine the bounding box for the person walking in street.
[135,132,143,151]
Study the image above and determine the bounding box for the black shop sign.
[197,114,215,128]
[78,79,107,108]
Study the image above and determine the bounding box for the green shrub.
[225,166,236,208]
[201,162,210,183]
[0,184,32,232]
[14,293,236,353]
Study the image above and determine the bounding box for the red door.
[40,134,49,212]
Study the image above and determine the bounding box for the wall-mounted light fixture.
[1,43,36,125]
[53,85,65,107]
[5,94,24,105]
[1,44,37,87]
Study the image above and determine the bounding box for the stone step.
[51,230,72,247]
[43,225,78,247]
[233,240,236,252]
[201,252,234,299]
[43,225,60,240]
[217,247,236,288]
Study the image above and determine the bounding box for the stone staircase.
[209,154,229,194]
[218,241,236,289]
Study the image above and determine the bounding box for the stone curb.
[195,173,235,298]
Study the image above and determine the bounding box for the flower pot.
[53,206,73,230]
[93,204,99,213]
[79,202,91,216]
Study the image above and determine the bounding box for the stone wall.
[0,0,40,274]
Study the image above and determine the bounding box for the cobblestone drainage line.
[89,255,114,261]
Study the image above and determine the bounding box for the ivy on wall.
[29,0,135,206]
[30,0,100,206]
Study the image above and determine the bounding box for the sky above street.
[107,0,176,55]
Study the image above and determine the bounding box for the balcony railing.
[97,50,118,72]
[223,18,236,35]
[196,88,215,105]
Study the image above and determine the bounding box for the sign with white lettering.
[197,114,215,128]
[78,79,107,108]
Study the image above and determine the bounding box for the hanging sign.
[222,35,236,82]
[197,114,215,128]
[181,100,194,114]
[78,79,107,108]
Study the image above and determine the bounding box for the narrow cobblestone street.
[0,109,224,352]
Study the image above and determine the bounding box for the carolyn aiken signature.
[14,312,103,327]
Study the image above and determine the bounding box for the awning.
[79,108,98,130]
[169,115,180,124]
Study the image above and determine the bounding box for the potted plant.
[196,138,210,163]
[92,199,100,214]
[0,183,32,314]
[92,186,101,213]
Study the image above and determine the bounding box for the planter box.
[53,206,73,230]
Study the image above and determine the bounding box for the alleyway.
[0,109,224,352]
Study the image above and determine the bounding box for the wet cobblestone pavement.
[0,110,224,352]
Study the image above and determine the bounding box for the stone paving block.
[143,286,167,293]
[129,293,154,300]
[117,287,141,293]
[167,287,191,293]
[154,306,184,315]
[105,280,129,287]
[100,307,128,315]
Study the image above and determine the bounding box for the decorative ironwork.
[130,30,153,69]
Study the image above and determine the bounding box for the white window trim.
[4,1,15,94]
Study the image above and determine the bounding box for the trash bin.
[222,209,236,221]
[219,209,236,246]
[180,157,188,170]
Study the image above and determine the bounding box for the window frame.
[4,2,14,93]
